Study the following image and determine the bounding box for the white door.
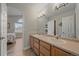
[62,15,74,38]
[0,3,7,56]
[47,20,54,35]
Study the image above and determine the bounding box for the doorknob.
[0,37,5,40]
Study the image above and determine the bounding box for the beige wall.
[23,8,37,49]
[37,16,48,34]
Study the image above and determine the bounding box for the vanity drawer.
[34,42,39,49]
[40,41,50,50]
[54,46,72,56]
[40,45,50,56]
[34,38,39,43]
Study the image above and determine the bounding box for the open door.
[0,3,7,56]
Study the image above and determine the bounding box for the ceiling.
[7,3,48,17]
[7,6,22,16]
[7,3,76,19]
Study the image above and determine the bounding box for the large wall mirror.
[61,14,75,38]
[47,11,76,40]
[47,3,79,40]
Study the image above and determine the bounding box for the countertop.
[31,34,79,56]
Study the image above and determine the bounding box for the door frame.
[1,3,7,56]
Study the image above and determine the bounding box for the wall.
[23,17,37,49]
[37,16,48,34]
[23,8,37,49]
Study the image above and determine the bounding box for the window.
[15,19,23,32]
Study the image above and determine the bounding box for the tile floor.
[7,38,36,56]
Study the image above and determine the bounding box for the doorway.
[47,20,56,35]
[0,3,7,56]
[7,16,24,56]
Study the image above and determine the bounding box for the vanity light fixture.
[55,3,68,10]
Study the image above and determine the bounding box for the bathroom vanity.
[30,34,79,56]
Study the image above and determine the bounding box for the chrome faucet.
[55,36,59,40]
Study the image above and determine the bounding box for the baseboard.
[23,46,30,50]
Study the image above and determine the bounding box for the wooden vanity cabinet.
[33,47,39,55]
[33,38,40,55]
[40,41,50,56]
[50,46,54,56]
[51,46,72,56]
[30,36,74,56]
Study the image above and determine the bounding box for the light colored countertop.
[31,34,79,56]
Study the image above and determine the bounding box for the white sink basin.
[51,39,66,44]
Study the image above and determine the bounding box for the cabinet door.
[34,42,39,49]
[33,38,40,49]
[40,41,50,56]
[34,38,39,43]
[54,46,72,56]
[33,38,40,55]
[40,41,50,50]
[40,45,50,56]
